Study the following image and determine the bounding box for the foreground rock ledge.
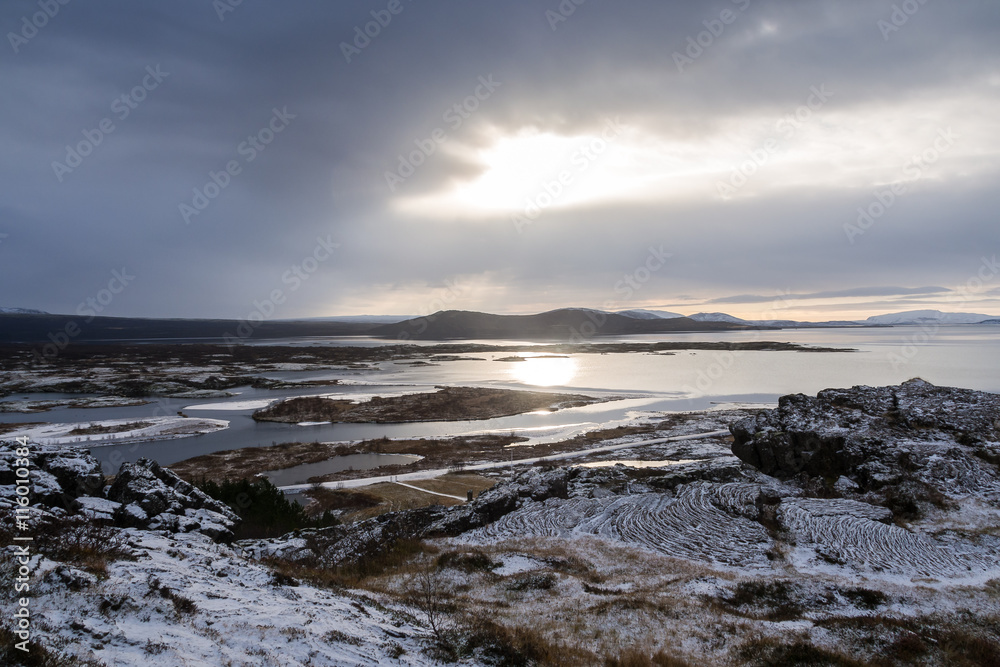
[730,378,1000,510]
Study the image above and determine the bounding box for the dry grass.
[306,474,495,522]
[171,408,738,488]
[31,515,133,578]
[168,440,355,482]
[364,537,716,664]
[266,538,438,590]
[402,473,497,498]
[169,435,524,484]
[0,421,44,435]
[0,625,103,666]
[67,420,153,436]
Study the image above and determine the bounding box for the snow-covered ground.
[2,416,228,446]
[183,399,276,411]
[3,530,434,666]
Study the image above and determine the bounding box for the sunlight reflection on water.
[509,355,578,386]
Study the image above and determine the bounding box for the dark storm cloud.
[1,0,998,318]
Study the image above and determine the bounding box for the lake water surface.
[3,326,997,475]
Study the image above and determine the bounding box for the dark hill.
[0,313,378,343]
[371,309,751,340]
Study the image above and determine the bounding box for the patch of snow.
[3,416,229,446]
[74,497,122,521]
[183,399,275,411]
[493,554,547,576]
[576,459,705,469]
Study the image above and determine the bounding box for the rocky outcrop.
[730,379,1000,515]
[0,442,105,506]
[0,442,240,541]
[107,458,240,541]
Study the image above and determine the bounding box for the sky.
[2,0,999,322]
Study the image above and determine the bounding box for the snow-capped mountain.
[617,309,684,320]
[687,312,749,324]
[862,310,998,325]
[674,309,1000,327]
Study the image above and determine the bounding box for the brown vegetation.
[252,386,602,424]
[303,474,497,522]
[67,421,153,436]
[170,410,734,488]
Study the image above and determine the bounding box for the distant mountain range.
[0,307,996,343]
[367,308,996,339]
[370,309,742,340]
[859,310,1000,325]
[618,308,1000,329]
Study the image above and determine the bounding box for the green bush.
[198,477,338,539]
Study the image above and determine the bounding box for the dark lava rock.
[730,379,1000,513]
[0,441,105,508]
[107,458,239,540]
[1,442,240,541]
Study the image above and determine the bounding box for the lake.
[2,325,998,476]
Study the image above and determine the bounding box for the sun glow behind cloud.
[393,95,1000,220]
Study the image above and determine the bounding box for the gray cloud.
[1,0,998,318]
[704,286,952,305]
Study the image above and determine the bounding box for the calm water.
[262,453,422,486]
[3,326,998,478]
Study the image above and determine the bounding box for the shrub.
[436,550,499,573]
[737,637,866,667]
[198,477,338,539]
[725,580,803,621]
[146,576,198,616]
[504,572,556,592]
[449,616,590,666]
[32,515,132,577]
[0,626,102,666]
[842,587,886,610]
[606,648,691,667]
